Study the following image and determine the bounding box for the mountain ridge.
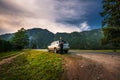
[0,28,113,49]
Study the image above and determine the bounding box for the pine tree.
[101,0,120,51]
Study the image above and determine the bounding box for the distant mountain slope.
[54,29,104,49]
[0,28,54,49]
[0,28,114,49]
[26,28,54,48]
[0,33,13,41]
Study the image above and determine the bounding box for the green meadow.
[0,50,62,80]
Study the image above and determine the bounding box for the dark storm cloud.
[55,0,102,28]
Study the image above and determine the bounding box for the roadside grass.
[0,50,63,80]
[70,50,120,53]
[0,51,22,60]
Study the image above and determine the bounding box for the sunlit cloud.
[0,15,90,34]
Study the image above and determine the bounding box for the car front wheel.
[54,48,57,53]
[64,50,68,53]
[48,49,50,52]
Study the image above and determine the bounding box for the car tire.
[48,49,50,52]
[64,50,68,53]
[54,48,57,53]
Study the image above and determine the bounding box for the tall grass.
[0,50,62,80]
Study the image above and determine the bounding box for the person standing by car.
[59,37,64,54]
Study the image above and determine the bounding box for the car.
[48,40,70,53]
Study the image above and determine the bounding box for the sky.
[0,0,103,34]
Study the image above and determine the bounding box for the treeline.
[1,28,120,51]
[0,28,29,52]
[0,39,14,52]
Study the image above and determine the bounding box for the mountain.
[0,33,13,41]
[54,29,105,49]
[26,28,54,48]
[0,28,114,49]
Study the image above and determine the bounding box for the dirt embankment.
[61,53,120,80]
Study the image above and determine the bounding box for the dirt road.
[61,52,120,80]
[0,52,24,66]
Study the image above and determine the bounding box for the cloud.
[0,15,22,34]
[55,0,102,27]
[0,15,90,34]
[79,22,90,32]
[0,0,101,35]
[0,0,56,19]
[55,0,96,21]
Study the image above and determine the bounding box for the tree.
[0,38,13,52]
[101,0,120,51]
[12,28,29,50]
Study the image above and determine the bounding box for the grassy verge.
[70,50,120,52]
[0,51,22,60]
[0,50,62,80]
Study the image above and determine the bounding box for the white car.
[48,40,70,53]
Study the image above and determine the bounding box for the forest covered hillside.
[0,28,114,49]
